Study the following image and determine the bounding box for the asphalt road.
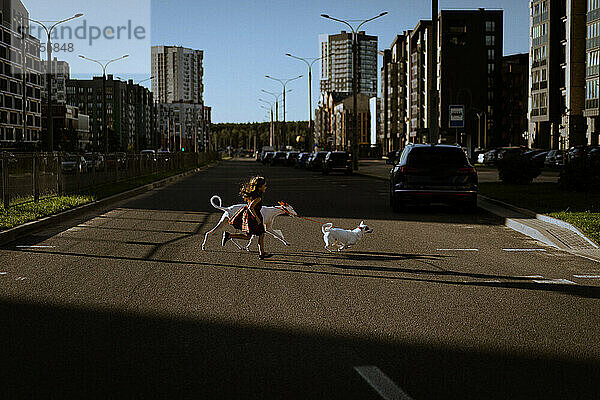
[1,158,599,399]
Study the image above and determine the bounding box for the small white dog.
[322,221,373,252]
[202,195,298,250]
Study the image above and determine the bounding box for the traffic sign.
[449,105,465,128]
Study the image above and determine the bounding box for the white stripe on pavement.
[573,275,600,279]
[533,279,576,285]
[354,365,413,400]
[436,249,479,251]
[503,249,547,252]
[16,245,55,249]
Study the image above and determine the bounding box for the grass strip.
[0,163,212,231]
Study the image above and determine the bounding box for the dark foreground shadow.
[1,298,598,399]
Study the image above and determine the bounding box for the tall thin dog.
[202,195,298,250]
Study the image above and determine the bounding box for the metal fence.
[1,151,220,209]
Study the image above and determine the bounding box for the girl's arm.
[248,198,262,220]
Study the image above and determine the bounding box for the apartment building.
[319,31,378,98]
[0,0,43,149]
[529,0,586,149]
[66,75,154,151]
[157,102,206,152]
[151,45,204,104]
[586,0,600,145]
[501,53,529,146]
[41,58,70,104]
[408,20,434,144]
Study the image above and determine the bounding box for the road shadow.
[2,298,598,399]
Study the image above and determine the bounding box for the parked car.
[157,150,171,163]
[261,151,274,165]
[544,150,565,168]
[61,154,87,174]
[285,151,299,166]
[496,147,525,161]
[295,152,311,168]
[84,152,105,170]
[270,151,287,166]
[384,150,401,165]
[389,144,478,211]
[567,146,588,161]
[588,146,600,161]
[140,149,156,163]
[322,151,352,175]
[483,149,499,165]
[308,151,328,171]
[530,150,550,168]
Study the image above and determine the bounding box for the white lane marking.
[16,245,55,249]
[573,275,600,279]
[354,365,413,400]
[519,275,544,279]
[533,279,576,285]
[436,249,479,252]
[15,277,28,281]
[0,272,7,275]
[503,249,546,252]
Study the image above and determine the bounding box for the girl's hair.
[240,176,266,200]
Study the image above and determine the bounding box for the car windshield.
[407,147,467,168]
[329,153,348,161]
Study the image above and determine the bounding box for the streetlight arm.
[321,14,354,32]
[49,13,83,33]
[356,11,388,31]
[79,55,106,72]
[105,54,129,71]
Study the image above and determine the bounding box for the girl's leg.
[258,234,265,256]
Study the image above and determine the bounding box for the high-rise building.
[66,75,154,151]
[408,20,434,144]
[438,9,503,148]
[319,31,378,98]
[0,0,43,149]
[529,0,586,149]
[151,45,204,104]
[42,58,70,104]
[501,53,529,146]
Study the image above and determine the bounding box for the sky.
[24,0,530,124]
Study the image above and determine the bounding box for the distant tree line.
[212,121,310,150]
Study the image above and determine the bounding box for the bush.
[559,157,600,191]
[497,154,541,184]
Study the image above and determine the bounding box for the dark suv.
[322,151,352,175]
[389,144,478,211]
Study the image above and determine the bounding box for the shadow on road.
[2,297,598,399]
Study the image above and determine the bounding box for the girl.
[222,176,271,259]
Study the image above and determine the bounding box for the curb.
[478,195,598,249]
[0,162,219,247]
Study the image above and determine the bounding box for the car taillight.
[398,166,419,173]
[456,167,476,174]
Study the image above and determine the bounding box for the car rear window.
[330,153,348,161]
[407,148,468,168]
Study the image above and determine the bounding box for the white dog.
[322,221,373,252]
[202,195,298,250]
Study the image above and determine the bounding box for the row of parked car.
[478,145,600,169]
[258,150,353,175]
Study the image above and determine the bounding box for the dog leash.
[278,201,334,227]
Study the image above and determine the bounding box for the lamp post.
[26,13,83,151]
[79,54,129,154]
[261,89,292,148]
[285,54,322,151]
[259,99,275,147]
[265,75,302,149]
[475,111,487,150]
[321,12,387,170]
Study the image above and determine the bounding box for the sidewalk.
[356,159,599,262]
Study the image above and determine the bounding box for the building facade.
[151,45,204,104]
[66,75,154,152]
[319,31,378,98]
[438,9,504,149]
[157,102,206,152]
[0,0,43,149]
[529,0,586,149]
[586,0,600,145]
[41,58,70,104]
[501,53,529,146]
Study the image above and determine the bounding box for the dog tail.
[322,223,333,234]
[210,195,227,211]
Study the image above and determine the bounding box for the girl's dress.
[229,197,265,235]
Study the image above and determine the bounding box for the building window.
[587,78,599,100]
[488,63,495,74]
[485,35,495,46]
[485,21,495,32]
[587,50,600,76]
[488,49,495,60]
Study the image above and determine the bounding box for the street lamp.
[475,111,487,150]
[79,54,129,153]
[321,12,387,170]
[259,99,275,147]
[285,54,322,151]
[261,88,292,148]
[265,75,302,149]
[26,13,83,151]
